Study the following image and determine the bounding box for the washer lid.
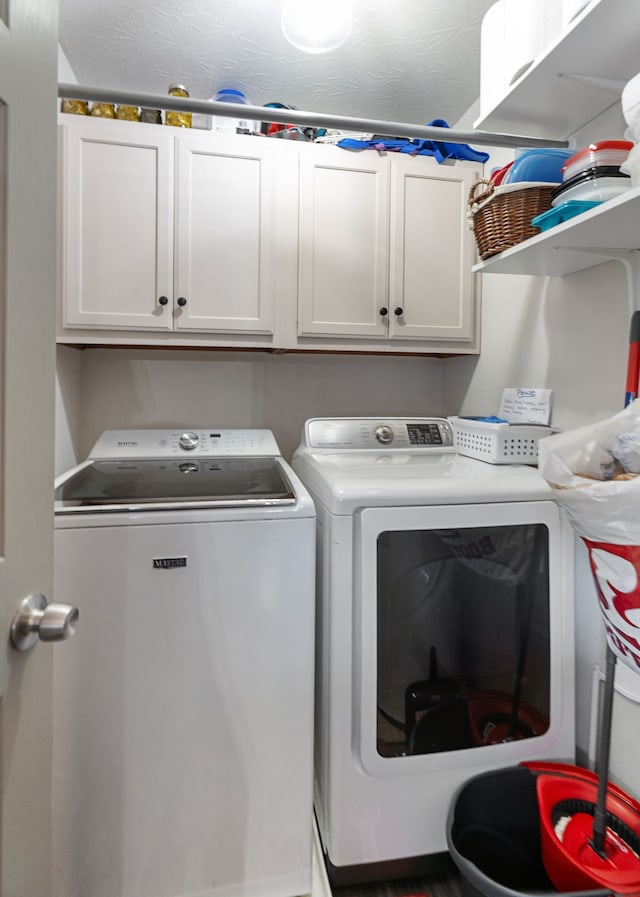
[55,457,297,513]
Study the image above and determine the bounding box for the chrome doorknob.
[10,593,79,652]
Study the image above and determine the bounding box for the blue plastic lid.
[506,148,575,184]
[215,89,247,103]
[531,200,601,232]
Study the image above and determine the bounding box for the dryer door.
[353,500,575,777]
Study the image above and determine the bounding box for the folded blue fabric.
[337,119,490,164]
[459,415,509,423]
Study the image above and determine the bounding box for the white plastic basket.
[448,417,551,465]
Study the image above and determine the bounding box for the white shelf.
[472,184,640,276]
[474,0,640,140]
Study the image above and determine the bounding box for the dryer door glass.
[353,500,556,765]
[375,522,550,758]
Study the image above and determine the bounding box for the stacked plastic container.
[192,88,256,133]
[531,140,633,232]
[553,141,633,205]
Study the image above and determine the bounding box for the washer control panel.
[88,429,282,459]
[304,418,454,450]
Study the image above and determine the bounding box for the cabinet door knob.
[158,296,169,306]
[177,297,187,307]
[379,307,388,317]
[394,307,403,316]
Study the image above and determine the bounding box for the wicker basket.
[467,179,557,260]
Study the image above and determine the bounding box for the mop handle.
[590,645,617,857]
[587,311,637,855]
[624,310,640,406]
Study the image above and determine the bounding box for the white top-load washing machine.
[292,417,576,884]
[53,429,316,897]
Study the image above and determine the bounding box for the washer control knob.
[375,425,394,445]
[178,431,199,451]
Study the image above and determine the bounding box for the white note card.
[499,388,552,424]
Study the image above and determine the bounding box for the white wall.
[58,348,444,464]
[57,44,77,84]
[55,346,83,473]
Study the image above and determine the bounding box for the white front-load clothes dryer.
[53,429,316,897]
[291,417,576,885]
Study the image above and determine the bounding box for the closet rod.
[58,82,570,150]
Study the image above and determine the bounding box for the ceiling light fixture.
[281,0,352,54]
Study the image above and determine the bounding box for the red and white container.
[561,140,633,182]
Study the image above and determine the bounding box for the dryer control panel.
[304,418,454,450]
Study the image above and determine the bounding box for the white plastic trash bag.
[539,399,640,673]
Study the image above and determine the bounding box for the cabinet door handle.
[177,297,187,307]
[394,307,403,316]
[158,296,169,306]
[379,307,388,317]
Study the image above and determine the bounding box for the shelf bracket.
[599,249,640,315]
[559,73,627,94]
[554,247,640,314]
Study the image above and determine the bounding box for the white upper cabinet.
[61,122,174,331]
[297,146,479,346]
[59,118,480,354]
[60,120,277,340]
[475,0,640,140]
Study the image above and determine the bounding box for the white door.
[174,133,276,335]
[61,119,174,331]
[0,0,59,894]
[389,156,479,341]
[297,145,390,338]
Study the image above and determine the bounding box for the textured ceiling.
[58,0,496,127]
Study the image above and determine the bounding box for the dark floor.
[330,855,462,897]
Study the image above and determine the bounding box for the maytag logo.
[153,557,187,570]
[117,440,138,446]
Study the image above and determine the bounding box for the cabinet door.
[61,121,174,330]
[297,147,389,338]
[389,158,478,341]
[174,134,277,334]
